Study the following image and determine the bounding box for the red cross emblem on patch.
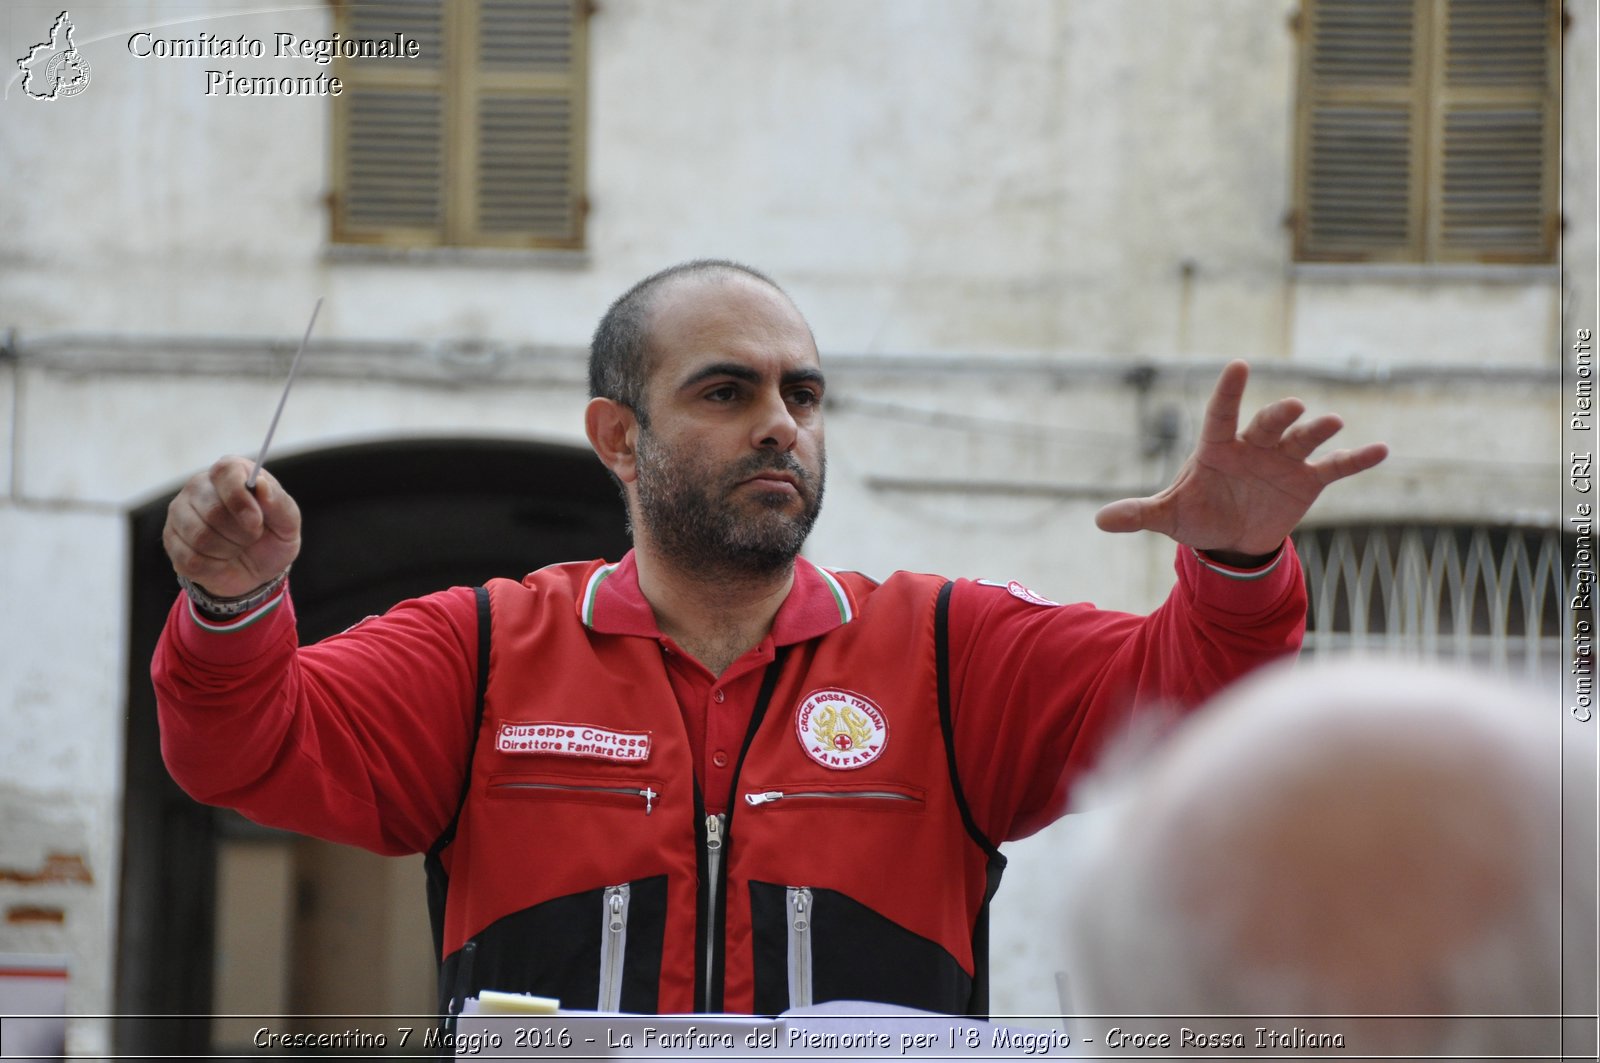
[795,688,888,770]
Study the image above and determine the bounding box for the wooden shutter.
[332,1,447,245]
[1430,0,1558,262]
[332,0,587,250]
[464,0,586,247]
[1295,0,1428,261]
[1293,0,1558,264]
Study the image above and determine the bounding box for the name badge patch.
[496,721,652,763]
[795,689,888,770]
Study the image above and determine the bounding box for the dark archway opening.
[116,438,630,1055]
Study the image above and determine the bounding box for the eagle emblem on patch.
[977,578,1062,607]
[795,688,888,769]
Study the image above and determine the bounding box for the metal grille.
[1294,524,1565,681]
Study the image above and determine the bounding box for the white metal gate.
[1293,524,1566,682]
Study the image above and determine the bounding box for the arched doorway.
[115,438,630,1055]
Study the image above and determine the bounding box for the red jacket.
[154,547,1305,1016]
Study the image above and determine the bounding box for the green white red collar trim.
[580,562,620,628]
[814,563,854,624]
[576,553,856,637]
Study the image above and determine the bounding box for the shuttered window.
[1293,0,1558,263]
[331,0,588,250]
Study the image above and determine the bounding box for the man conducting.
[153,260,1387,1018]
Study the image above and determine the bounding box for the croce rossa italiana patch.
[795,688,888,770]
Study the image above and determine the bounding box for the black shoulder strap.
[698,647,790,1011]
[425,585,493,961]
[933,579,1007,1018]
[433,584,493,856]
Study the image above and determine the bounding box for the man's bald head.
[1060,658,1589,1052]
[588,259,795,426]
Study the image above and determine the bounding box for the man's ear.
[585,397,640,483]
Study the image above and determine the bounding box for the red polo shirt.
[580,553,858,813]
[155,544,1301,853]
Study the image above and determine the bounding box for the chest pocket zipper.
[787,886,813,1010]
[598,884,629,1011]
[492,780,659,814]
[744,789,920,806]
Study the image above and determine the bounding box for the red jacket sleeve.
[948,544,1306,842]
[151,583,481,855]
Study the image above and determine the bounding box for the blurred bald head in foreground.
[1061,657,1594,1055]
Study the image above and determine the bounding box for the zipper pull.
[608,890,626,933]
[702,813,727,1010]
[745,791,784,806]
[640,786,658,815]
[792,887,810,932]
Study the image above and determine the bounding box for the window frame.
[328,0,590,251]
[1291,0,1561,265]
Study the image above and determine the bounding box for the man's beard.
[633,432,825,581]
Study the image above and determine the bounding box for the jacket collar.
[577,550,855,644]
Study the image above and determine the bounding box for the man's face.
[629,274,826,580]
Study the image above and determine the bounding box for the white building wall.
[0,0,1588,1044]
[0,505,125,1045]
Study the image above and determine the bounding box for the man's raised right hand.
[163,456,303,598]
